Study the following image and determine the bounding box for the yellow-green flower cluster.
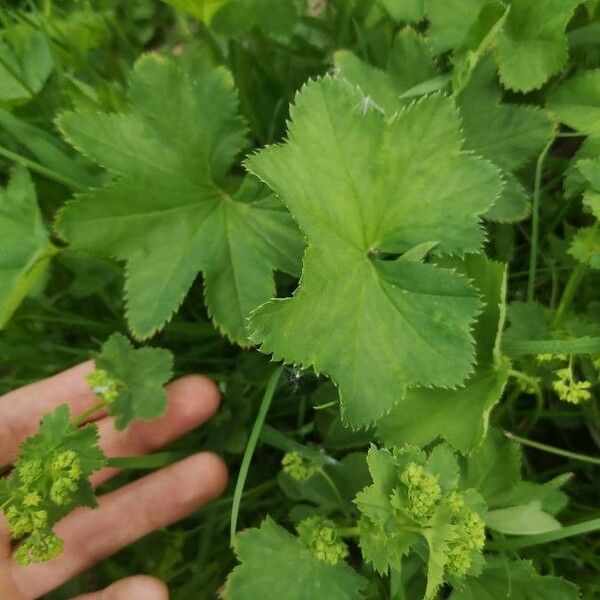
[391,462,442,521]
[552,367,591,404]
[50,450,82,505]
[444,492,486,577]
[3,449,83,565]
[86,368,122,404]
[281,452,319,481]
[14,531,63,565]
[296,516,348,565]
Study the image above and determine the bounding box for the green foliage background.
[0,0,599,598]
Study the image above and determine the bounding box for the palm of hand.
[0,362,227,599]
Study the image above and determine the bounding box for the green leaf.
[246,77,501,426]
[547,69,600,136]
[425,0,488,54]
[0,167,57,328]
[93,332,173,430]
[377,366,509,454]
[450,557,580,600]
[161,0,229,22]
[224,517,367,599]
[56,55,302,342]
[336,46,541,223]
[462,429,522,507]
[566,159,600,267]
[485,500,561,535]
[334,28,440,115]
[358,516,410,574]
[496,0,584,92]
[379,0,425,23]
[568,226,600,268]
[462,428,567,530]
[2,404,107,562]
[457,58,552,222]
[0,30,53,103]
[377,254,509,453]
[212,0,299,36]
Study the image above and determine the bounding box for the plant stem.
[337,526,360,538]
[0,145,86,191]
[551,226,598,329]
[73,400,107,426]
[317,468,348,515]
[488,517,600,551]
[230,367,283,545]
[503,430,600,465]
[527,137,554,303]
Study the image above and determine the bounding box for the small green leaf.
[485,501,561,535]
[457,59,552,222]
[425,0,488,54]
[547,69,600,136]
[0,167,57,328]
[450,557,580,600]
[91,332,173,430]
[496,0,584,92]
[224,517,367,599]
[0,30,53,103]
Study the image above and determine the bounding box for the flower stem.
[73,401,107,426]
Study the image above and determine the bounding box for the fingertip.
[167,374,221,420]
[179,452,228,505]
[196,451,229,499]
[74,576,168,600]
[102,575,168,600]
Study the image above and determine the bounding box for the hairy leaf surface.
[225,517,367,599]
[377,254,509,453]
[57,55,302,342]
[247,77,502,426]
[93,332,173,430]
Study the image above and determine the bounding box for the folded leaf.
[0,167,56,328]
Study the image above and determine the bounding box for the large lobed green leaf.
[335,35,551,223]
[0,167,56,328]
[246,77,502,427]
[57,55,302,342]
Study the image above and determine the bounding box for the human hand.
[0,362,227,599]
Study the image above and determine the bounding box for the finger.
[92,375,220,486]
[11,453,228,598]
[73,575,168,600]
[0,362,99,465]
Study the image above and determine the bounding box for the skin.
[0,361,228,599]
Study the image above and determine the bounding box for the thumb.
[73,575,168,600]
